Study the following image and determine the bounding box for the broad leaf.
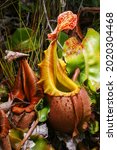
[63,37,85,75]
[82,28,100,91]
[35,99,50,122]
[31,138,54,150]
[63,28,100,91]
[9,129,23,149]
[58,32,69,47]
[57,32,68,58]
[8,28,39,52]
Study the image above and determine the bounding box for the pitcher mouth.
[38,40,91,137]
[38,40,80,97]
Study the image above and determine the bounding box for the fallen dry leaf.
[9,59,43,114]
[11,111,36,129]
[0,100,13,112]
[4,50,29,62]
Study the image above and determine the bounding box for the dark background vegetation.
[0,0,100,82]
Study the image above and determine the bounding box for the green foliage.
[58,32,69,46]
[0,58,15,88]
[62,36,85,77]
[82,28,100,92]
[31,138,47,150]
[0,84,8,101]
[63,28,100,92]
[90,120,99,134]
[7,28,39,52]
[9,128,24,149]
[31,137,54,150]
[65,50,85,76]
[83,0,100,7]
[35,99,50,122]
[58,32,69,58]
[19,1,35,13]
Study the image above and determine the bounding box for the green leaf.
[20,1,35,13]
[8,28,39,52]
[31,138,54,150]
[89,120,99,134]
[9,129,24,149]
[58,32,69,46]
[63,36,85,75]
[78,72,87,84]
[63,29,100,91]
[87,87,100,105]
[57,32,69,58]
[82,28,100,91]
[37,107,50,122]
[0,84,8,99]
[31,138,47,150]
[35,99,50,122]
[66,52,85,75]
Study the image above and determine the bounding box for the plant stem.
[42,0,53,32]
[80,7,100,14]
[72,68,80,82]
[16,119,39,150]
[42,0,63,50]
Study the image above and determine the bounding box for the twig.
[42,0,53,32]
[16,119,39,150]
[80,7,100,14]
[0,0,11,8]
[49,19,57,23]
[60,0,66,12]
[26,12,30,26]
[78,0,84,13]
[76,6,100,40]
[72,68,80,82]
[77,6,100,20]
[42,0,63,50]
